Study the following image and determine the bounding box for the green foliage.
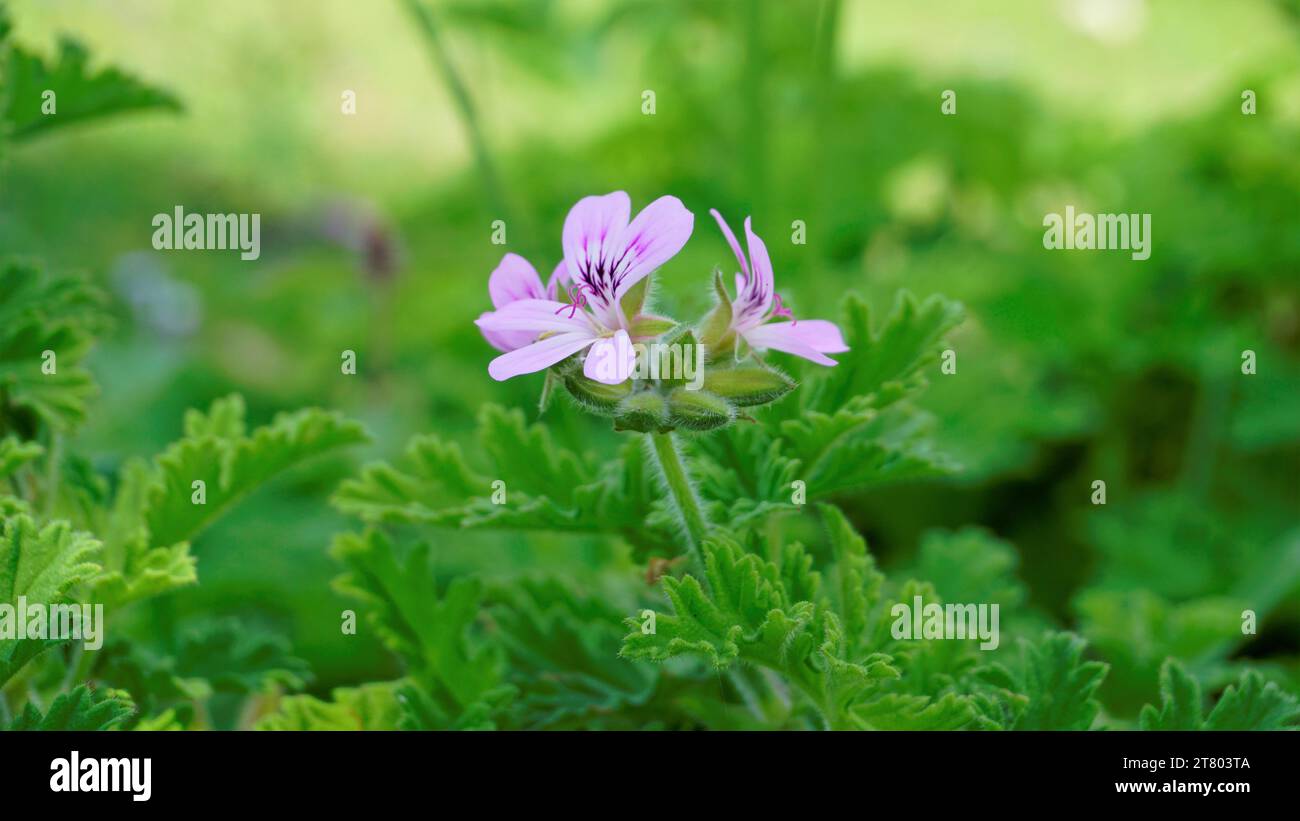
[0,262,103,433]
[1140,660,1300,731]
[7,684,134,730]
[0,515,100,687]
[993,632,1109,731]
[0,7,180,143]
[256,682,404,731]
[2,0,1297,735]
[330,528,515,728]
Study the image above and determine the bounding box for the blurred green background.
[2,0,1297,716]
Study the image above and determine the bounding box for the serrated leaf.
[256,681,404,731]
[0,436,41,479]
[0,263,104,433]
[492,579,656,729]
[6,684,134,731]
[1138,659,1204,730]
[4,36,181,142]
[145,400,369,549]
[1203,669,1300,730]
[1011,632,1108,730]
[621,535,897,727]
[805,290,964,413]
[0,515,101,687]
[331,528,506,720]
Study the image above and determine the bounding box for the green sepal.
[620,276,650,318]
[614,391,669,433]
[561,370,632,414]
[666,388,734,431]
[702,363,795,407]
[628,314,677,339]
[698,270,736,357]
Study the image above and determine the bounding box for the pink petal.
[743,321,847,367]
[562,191,631,284]
[478,311,535,353]
[561,192,632,327]
[583,329,636,385]
[614,195,694,298]
[743,217,775,315]
[488,253,546,309]
[761,319,849,353]
[709,208,750,280]
[546,261,572,302]
[475,299,594,335]
[487,331,598,381]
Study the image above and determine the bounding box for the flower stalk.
[648,431,709,583]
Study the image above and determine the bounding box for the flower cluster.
[475,191,848,432]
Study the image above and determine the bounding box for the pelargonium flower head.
[476,191,693,385]
[704,209,849,367]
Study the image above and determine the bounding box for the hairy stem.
[648,431,709,582]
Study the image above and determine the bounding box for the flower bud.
[666,388,734,431]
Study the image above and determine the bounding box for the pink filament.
[771,293,796,325]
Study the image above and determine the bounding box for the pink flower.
[477,192,693,383]
[709,209,848,366]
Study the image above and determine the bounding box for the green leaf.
[805,290,964,414]
[331,528,510,723]
[818,503,883,650]
[1138,659,1204,730]
[94,396,366,604]
[3,36,181,142]
[492,579,656,729]
[1139,660,1300,730]
[0,436,42,479]
[333,406,677,554]
[0,515,101,687]
[621,535,897,726]
[0,262,104,433]
[1203,669,1300,730]
[849,691,987,730]
[1010,632,1108,730]
[256,682,405,731]
[914,528,1026,610]
[144,400,369,549]
[6,684,135,731]
[172,618,311,696]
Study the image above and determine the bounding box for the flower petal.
[546,261,572,302]
[488,253,546,309]
[475,299,594,335]
[742,217,775,316]
[487,331,598,381]
[709,208,750,280]
[758,319,849,353]
[582,329,636,385]
[614,195,694,298]
[478,311,536,353]
[743,321,846,367]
